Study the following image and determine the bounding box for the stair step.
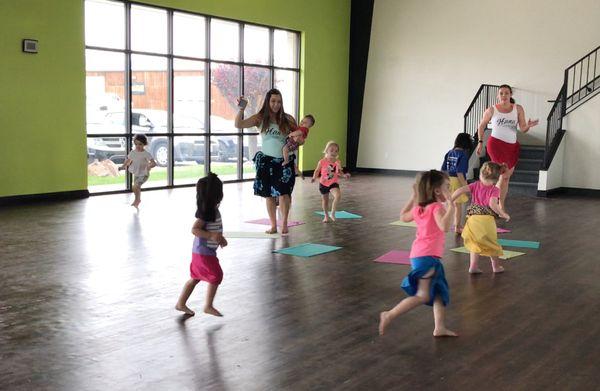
[516,158,542,171]
[511,170,540,184]
[510,181,537,187]
[520,145,545,160]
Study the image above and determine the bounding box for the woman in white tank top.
[475,84,539,209]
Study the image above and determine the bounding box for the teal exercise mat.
[273,243,342,257]
[450,246,526,260]
[314,211,362,219]
[497,239,540,249]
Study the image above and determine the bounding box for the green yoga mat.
[497,239,540,249]
[315,211,362,219]
[450,246,525,260]
[273,243,342,257]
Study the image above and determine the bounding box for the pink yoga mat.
[246,218,305,227]
[497,227,511,233]
[373,250,411,265]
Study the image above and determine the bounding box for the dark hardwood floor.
[1,174,599,390]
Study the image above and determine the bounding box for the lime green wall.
[0,0,350,197]
[0,0,87,197]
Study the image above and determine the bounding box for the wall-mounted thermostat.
[22,39,38,54]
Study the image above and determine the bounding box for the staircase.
[543,44,600,170]
[510,145,544,196]
[465,47,600,197]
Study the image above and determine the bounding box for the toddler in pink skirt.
[176,173,228,317]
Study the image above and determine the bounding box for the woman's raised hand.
[236,96,247,110]
[476,142,483,156]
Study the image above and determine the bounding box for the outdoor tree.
[212,65,271,161]
[211,65,270,115]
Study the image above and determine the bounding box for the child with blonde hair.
[451,162,510,274]
[379,170,457,337]
[311,141,350,222]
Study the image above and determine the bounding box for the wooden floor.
[1,174,600,390]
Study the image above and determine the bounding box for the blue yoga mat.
[497,239,540,249]
[273,243,342,257]
[314,211,362,219]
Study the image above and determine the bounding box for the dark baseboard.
[354,167,420,177]
[538,187,600,198]
[0,189,89,207]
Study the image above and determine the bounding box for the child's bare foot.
[265,227,277,234]
[330,213,337,222]
[379,311,392,335]
[282,159,289,166]
[281,226,289,235]
[175,304,195,316]
[322,216,330,223]
[469,268,482,274]
[433,328,458,337]
[204,306,223,317]
[493,266,505,273]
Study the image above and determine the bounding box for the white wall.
[562,94,600,189]
[538,134,565,191]
[359,0,600,170]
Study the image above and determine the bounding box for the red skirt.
[487,136,520,169]
[190,253,223,284]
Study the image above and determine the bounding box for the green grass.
[88,163,255,187]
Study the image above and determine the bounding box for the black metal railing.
[543,44,600,169]
[543,83,566,169]
[565,44,600,113]
[463,84,500,142]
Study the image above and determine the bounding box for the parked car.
[86,93,123,124]
[210,115,260,162]
[87,111,218,166]
[86,110,258,166]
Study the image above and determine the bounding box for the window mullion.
[167,9,174,186]
[125,2,132,192]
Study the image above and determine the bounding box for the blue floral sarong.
[253,151,296,198]
[401,256,450,306]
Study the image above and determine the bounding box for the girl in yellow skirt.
[451,162,510,273]
[441,133,474,233]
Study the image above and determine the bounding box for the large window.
[85,0,300,193]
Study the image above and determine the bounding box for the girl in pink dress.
[175,173,228,317]
[311,141,350,222]
[379,170,457,337]
[451,162,510,274]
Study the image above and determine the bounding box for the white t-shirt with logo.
[127,150,153,176]
[490,104,518,143]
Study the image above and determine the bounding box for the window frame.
[85,0,301,194]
